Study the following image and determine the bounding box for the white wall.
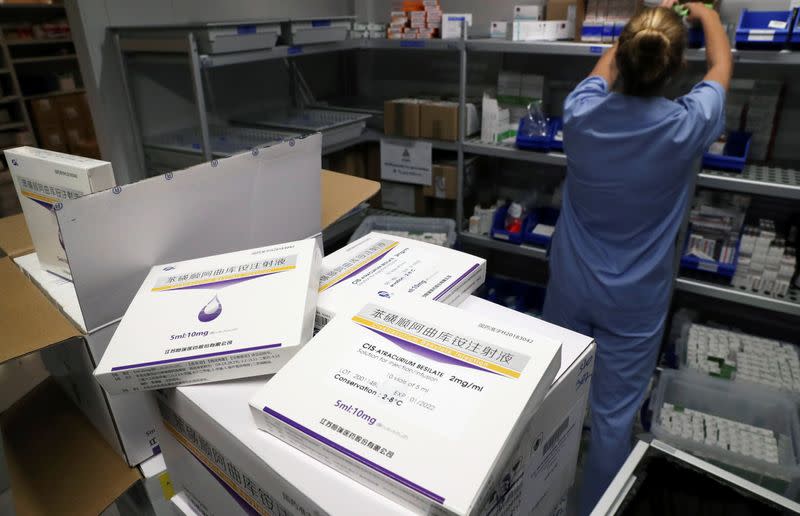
[67,0,354,184]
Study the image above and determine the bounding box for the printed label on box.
[380,139,432,185]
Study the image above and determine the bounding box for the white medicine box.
[250,293,562,515]
[5,146,115,279]
[95,239,322,395]
[315,231,486,330]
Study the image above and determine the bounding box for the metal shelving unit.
[460,233,548,261]
[112,25,800,324]
[12,53,76,64]
[23,87,85,100]
[5,37,72,46]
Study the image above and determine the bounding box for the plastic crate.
[515,117,562,152]
[523,207,559,248]
[702,131,752,172]
[348,216,457,248]
[735,10,793,50]
[679,225,741,279]
[651,369,800,492]
[490,205,524,245]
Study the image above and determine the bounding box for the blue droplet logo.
[198,294,222,322]
[251,148,259,156]
[378,290,391,298]
[289,139,295,147]
[211,159,219,167]
[165,172,174,180]
[53,202,63,211]
[112,186,122,195]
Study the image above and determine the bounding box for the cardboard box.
[380,180,425,214]
[250,293,562,515]
[547,0,584,41]
[37,124,69,153]
[0,167,379,466]
[384,99,421,138]
[0,171,22,218]
[423,162,457,199]
[0,379,141,516]
[170,491,203,516]
[419,101,479,141]
[94,239,322,395]
[29,98,60,127]
[6,146,115,279]
[16,252,162,466]
[315,231,486,330]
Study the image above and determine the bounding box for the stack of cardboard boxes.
[28,92,100,159]
[388,0,442,40]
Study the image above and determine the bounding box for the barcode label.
[319,418,395,459]
[543,416,570,455]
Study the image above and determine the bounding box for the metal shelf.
[0,121,25,131]
[12,53,77,64]
[675,278,800,317]
[463,139,567,166]
[199,39,363,67]
[459,232,548,261]
[362,129,459,151]
[0,95,19,104]
[364,38,463,51]
[5,37,72,46]
[23,88,85,100]
[697,166,800,201]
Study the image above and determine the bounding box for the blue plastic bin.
[516,117,562,151]
[523,207,560,248]
[679,227,741,278]
[688,26,705,48]
[490,205,524,245]
[792,9,800,48]
[735,10,793,50]
[702,131,751,172]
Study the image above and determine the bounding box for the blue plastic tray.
[688,27,705,48]
[679,227,741,279]
[516,117,563,151]
[792,9,800,48]
[522,207,559,248]
[735,10,793,50]
[702,131,751,172]
[490,204,524,244]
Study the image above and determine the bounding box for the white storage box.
[5,146,115,279]
[283,17,354,45]
[249,293,562,515]
[193,22,282,53]
[651,369,800,495]
[95,239,322,395]
[315,231,486,330]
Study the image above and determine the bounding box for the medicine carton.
[314,231,486,330]
[5,146,115,279]
[249,294,562,515]
[95,239,322,395]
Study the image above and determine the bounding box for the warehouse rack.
[112,24,800,320]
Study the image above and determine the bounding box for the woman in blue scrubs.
[543,2,733,512]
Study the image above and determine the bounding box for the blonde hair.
[616,7,686,96]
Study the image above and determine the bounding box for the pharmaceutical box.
[490,21,509,39]
[314,232,486,330]
[111,453,175,516]
[441,13,473,39]
[157,380,414,516]
[95,239,322,395]
[5,146,115,279]
[170,492,202,516]
[14,252,162,467]
[513,20,571,41]
[156,294,593,516]
[514,5,542,20]
[249,294,563,515]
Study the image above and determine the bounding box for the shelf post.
[187,32,212,162]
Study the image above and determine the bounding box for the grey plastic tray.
[349,216,457,248]
[145,125,300,157]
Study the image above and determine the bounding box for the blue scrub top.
[551,76,725,315]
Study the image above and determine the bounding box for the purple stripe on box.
[111,343,281,371]
[194,453,260,516]
[432,263,480,301]
[166,269,286,292]
[261,406,445,505]
[326,249,393,290]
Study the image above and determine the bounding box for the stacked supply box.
[249,294,563,515]
[5,146,115,279]
[156,293,595,516]
[95,239,322,395]
[388,1,442,40]
[314,231,486,330]
[733,219,797,297]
